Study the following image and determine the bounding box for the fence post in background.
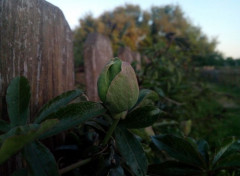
[118,47,134,63]
[84,33,113,101]
[118,46,141,70]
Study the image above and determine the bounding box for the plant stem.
[59,117,120,174]
[102,118,120,145]
[59,158,91,175]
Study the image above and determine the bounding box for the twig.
[163,96,184,106]
[59,158,91,175]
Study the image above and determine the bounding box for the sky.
[46,0,240,58]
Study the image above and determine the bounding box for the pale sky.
[46,0,240,59]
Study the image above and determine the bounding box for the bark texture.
[0,0,74,118]
[0,0,74,174]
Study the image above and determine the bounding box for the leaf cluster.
[0,76,162,176]
[149,135,240,176]
[0,76,105,175]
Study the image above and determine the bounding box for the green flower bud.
[97,58,139,117]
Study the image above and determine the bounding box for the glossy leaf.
[0,119,58,164]
[148,161,203,176]
[212,139,236,165]
[40,102,106,139]
[120,106,160,129]
[115,126,148,176]
[34,89,83,123]
[133,89,159,110]
[0,119,10,132]
[98,58,122,102]
[152,135,206,168]
[6,76,31,127]
[23,141,59,176]
[213,139,240,167]
[213,153,240,171]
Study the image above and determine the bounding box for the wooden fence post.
[0,0,74,174]
[84,33,113,101]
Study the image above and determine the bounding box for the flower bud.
[97,58,139,117]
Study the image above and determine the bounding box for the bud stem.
[102,118,120,145]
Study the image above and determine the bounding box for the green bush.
[0,59,161,176]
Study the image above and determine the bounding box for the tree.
[73,4,218,68]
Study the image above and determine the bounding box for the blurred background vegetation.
[73,4,240,153]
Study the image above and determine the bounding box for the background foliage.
[1,3,240,176]
[72,4,240,175]
[73,4,222,68]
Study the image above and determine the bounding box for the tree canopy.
[73,4,219,67]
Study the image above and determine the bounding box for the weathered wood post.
[118,47,134,63]
[118,46,141,70]
[0,0,74,174]
[84,33,113,101]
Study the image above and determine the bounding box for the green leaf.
[115,126,148,176]
[148,161,203,176]
[120,106,160,129]
[130,129,151,142]
[0,119,58,164]
[154,87,165,97]
[213,153,240,171]
[212,139,236,166]
[197,140,209,165]
[132,89,159,110]
[6,76,31,127]
[34,89,83,123]
[85,121,106,132]
[40,102,106,139]
[109,166,124,176]
[0,124,39,144]
[98,58,121,102]
[213,139,240,167]
[23,141,59,176]
[180,120,192,136]
[0,119,10,132]
[152,135,206,168]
